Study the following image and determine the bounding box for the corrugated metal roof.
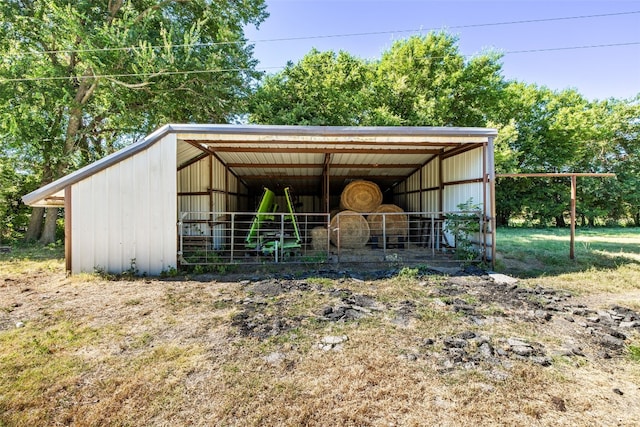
[23,124,497,206]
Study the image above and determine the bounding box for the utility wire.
[15,9,640,56]
[2,40,639,83]
[504,41,640,55]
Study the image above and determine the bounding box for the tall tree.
[248,32,505,127]
[0,0,267,243]
[373,33,504,126]
[575,97,640,225]
[494,83,594,226]
[249,49,373,125]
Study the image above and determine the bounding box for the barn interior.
[175,125,497,266]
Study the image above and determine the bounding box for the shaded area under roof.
[24,124,498,207]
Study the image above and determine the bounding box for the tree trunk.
[39,207,59,244]
[555,215,566,228]
[24,207,45,241]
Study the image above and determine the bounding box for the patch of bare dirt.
[2,265,640,426]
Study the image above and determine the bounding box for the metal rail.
[177,210,486,266]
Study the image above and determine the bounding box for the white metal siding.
[442,148,482,182]
[178,157,208,192]
[423,160,439,188]
[443,183,483,212]
[71,134,177,275]
[422,190,439,212]
[212,157,226,191]
[441,148,485,212]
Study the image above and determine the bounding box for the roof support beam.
[209,147,443,154]
[441,143,484,160]
[182,139,247,188]
[177,152,208,171]
[241,174,408,181]
[190,139,468,147]
[226,163,422,169]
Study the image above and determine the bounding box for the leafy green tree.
[373,33,504,126]
[575,97,640,225]
[249,32,505,128]
[249,49,373,125]
[494,83,596,226]
[0,0,267,243]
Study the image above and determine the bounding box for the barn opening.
[23,124,498,275]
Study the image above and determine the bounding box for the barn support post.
[323,154,331,213]
[419,166,424,212]
[488,137,496,267]
[482,141,488,263]
[209,155,214,242]
[497,173,615,260]
[438,153,444,215]
[570,174,577,260]
[64,186,72,274]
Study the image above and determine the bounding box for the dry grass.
[1,236,640,426]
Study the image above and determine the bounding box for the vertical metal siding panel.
[106,163,123,273]
[178,157,208,193]
[423,161,433,188]
[120,156,136,272]
[408,193,418,211]
[71,180,92,273]
[178,168,187,192]
[426,191,439,212]
[144,139,170,274]
[93,169,110,271]
[159,134,177,272]
[444,149,482,182]
[444,183,483,212]
[189,161,197,192]
[179,167,189,192]
[212,157,225,191]
[212,193,225,212]
[134,148,150,273]
[408,172,419,193]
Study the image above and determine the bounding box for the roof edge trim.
[169,123,499,138]
[22,124,174,206]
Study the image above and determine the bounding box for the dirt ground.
[1,263,640,426]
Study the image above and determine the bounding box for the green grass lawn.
[496,226,640,294]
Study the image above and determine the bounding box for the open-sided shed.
[23,124,498,275]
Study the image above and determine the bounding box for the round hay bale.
[329,210,370,249]
[311,227,328,250]
[340,180,382,213]
[367,204,408,243]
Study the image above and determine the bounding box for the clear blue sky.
[244,0,640,101]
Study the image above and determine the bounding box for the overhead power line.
[16,9,640,56]
[2,41,639,83]
[504,41,640,55]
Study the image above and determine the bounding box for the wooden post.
[64,186,72,274]
[323,154,331,213]
[570,174,576,260]
[496,172,615,260]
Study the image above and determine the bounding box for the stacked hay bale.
[367,204,408,246]
[330,180,383,249]
[329,210,371,249]
[340,180,383,213]
[311,226,328,250]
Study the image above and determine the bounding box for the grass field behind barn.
[1,228,639,426]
